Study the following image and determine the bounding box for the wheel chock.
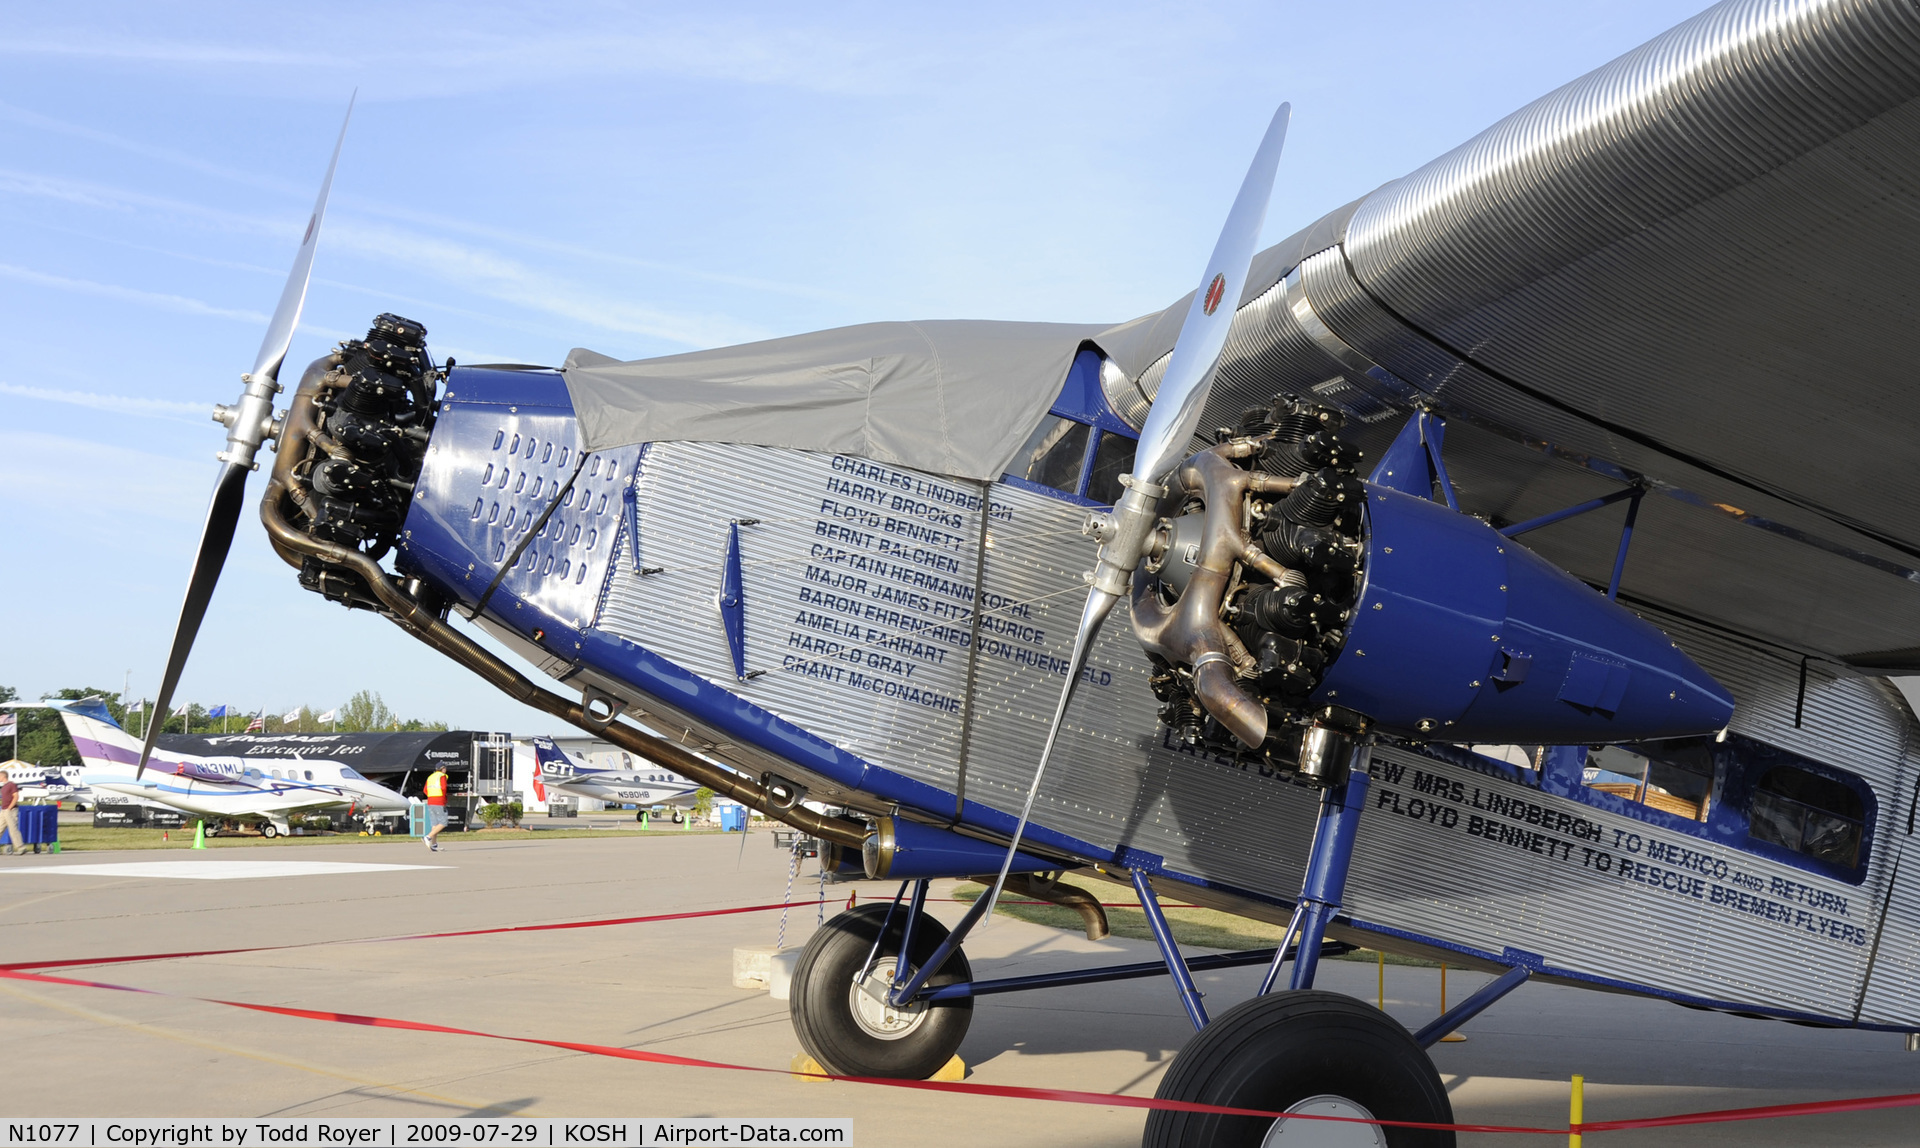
[929,1055,966,1082]
[789,1053,830,1082]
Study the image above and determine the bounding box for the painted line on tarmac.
[0,898,837,971]
[0,860,443,880]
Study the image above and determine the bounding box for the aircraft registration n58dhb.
[527,735,702,819]
[137,0,1920,1142]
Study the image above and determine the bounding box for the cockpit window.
[1013,416,1090,495]
[1087,432,1137,505]
[1750,765,1865,867]
[340,767,365,781]
[1585,741,1715,821]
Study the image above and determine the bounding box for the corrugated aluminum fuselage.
[397,366,1920,1031]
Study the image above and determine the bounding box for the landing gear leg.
[1148,747,1457,1146]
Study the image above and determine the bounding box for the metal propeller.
[981,103,1292,918]
[136,96,355,778]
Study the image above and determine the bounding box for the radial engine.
[1127,396,1733,786]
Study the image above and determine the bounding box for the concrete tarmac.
[1,832,1916,1146]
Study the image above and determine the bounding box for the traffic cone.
[192,820,207,849]
[640,811,649,829]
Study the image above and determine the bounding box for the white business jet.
[40,699,409,837]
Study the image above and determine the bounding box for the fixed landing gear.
[1143,991,1454,1148]
[790,902,973,1079]
[259,822,278,839]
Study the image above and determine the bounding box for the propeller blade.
[137,462,249,778]
[981,103,1292,921]
[138,96,356,778]
[1134,102,1290,488]
[251,93,354,388]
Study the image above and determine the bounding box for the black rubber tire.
[670,811,685,824]
[259,822,278,839]
[1143,990,1455,1148]
[790,902,973,1079]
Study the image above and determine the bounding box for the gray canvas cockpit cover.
[563,319,1107,481]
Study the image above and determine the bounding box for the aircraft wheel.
[1143,990,1454,1148]
[260,822,278,839]
[670,811,684,824]
[790,902,973,1080]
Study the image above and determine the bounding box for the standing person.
[0,770,21,857]
[424,763,449,852]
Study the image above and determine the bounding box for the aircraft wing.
[1098,0,1920,670]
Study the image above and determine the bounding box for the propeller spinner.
[981,103,1292,917]
[136,97,355,778]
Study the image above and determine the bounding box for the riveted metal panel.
[590,441,1328,883]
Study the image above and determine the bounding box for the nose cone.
[1451,541,1735,743]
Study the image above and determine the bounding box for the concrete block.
[733,945,777,990]
[768,948,801,1000]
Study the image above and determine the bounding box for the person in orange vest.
[424,764,449,852]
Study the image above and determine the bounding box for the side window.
[1087,432,1137,505]
[1750,765,1865,867]
[1584,741,1714,822]
[1012,416,1090,495]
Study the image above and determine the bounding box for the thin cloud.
[0,381,210,422]
[0,167,295,237]
[327,222,770,349]
[0,102,856,306]
[0,430,210,526]
[0,262,271,323]
[0,166,770,350]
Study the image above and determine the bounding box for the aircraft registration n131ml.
[47,700,409,838]
[135,0,1920,1142]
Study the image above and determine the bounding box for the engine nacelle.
[1133,395,1732,773]
[1310,484,1733,743]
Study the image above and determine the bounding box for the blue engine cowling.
[1309,484,1733,743]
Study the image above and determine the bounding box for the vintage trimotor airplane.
[135,0,1920,1142]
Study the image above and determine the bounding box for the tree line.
[0,686,447,767]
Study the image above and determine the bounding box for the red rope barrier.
[8,895,1916,1135]
[0,898,832,972]
[0,965,1558,1135]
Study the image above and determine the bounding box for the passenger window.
[1751,766,1865,867]
[1012,416,1090,495]
[304,770,313,781]
[1583,741,1713,821]
[1087,432,1137,505]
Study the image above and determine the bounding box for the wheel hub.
[1260,1094,1385,1147]
[849,958,929,1040]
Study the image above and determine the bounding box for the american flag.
[0,713,14,735]
[245,713,265,733]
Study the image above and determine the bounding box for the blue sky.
[0,0,1718,735]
